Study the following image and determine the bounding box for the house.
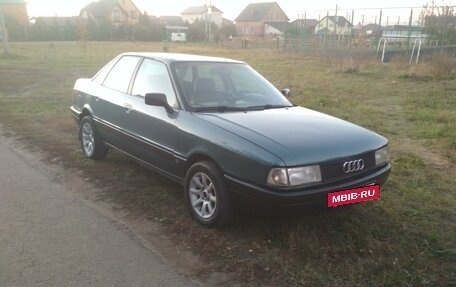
[164,26,189,42]
[34,16,79,28]
[315,16,353,37]
[360,23,383,37]
[0,0,28,38]
[235,2,289,37]
[181,5,223,27]
[290,18,318,35]
[80,0,141,25]
[159,15,184,27]
[264,21,288,35]
[31,16,80,40]
[381,25,425,44]
[0,0,28,27]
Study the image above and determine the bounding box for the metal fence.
[225,5,456,62]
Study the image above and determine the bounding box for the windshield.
[171,62,292,111]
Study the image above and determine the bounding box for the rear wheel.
[185,161,233,227]
[79,115,108,160]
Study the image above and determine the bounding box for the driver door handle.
[124,103,133,113]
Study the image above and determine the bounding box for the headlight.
[375,146,390,165]
[267,165,321,187]
[267,168,289,187]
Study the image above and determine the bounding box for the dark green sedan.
[71,52,391,227]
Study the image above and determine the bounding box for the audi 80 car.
[71,52,391,227]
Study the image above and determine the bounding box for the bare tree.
[419,0,456,45]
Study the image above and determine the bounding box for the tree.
[219,22,236,38]
[0,3,9,54]
[78,20,90,54]
[420,1,456,44]
[187,19,205,42]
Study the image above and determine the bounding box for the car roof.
[120,52,245,64]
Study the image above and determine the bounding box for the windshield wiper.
[193,106,246,112]
[245,104,294,111]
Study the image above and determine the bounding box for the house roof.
[235,2,289,22]
[159,16,184,26]
[384,25,423,31]
[35,16,79,27]
[291,19,318,28]
[181,6,222,15]
[362,23,383,31]
[222,17,233,25]
[320,16,353,27]
[81,0,124,17]
[81,0,142,18]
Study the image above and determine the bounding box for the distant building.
[315,16,353,37]
[181,5,223,27]
[290,18,318,35]
[235,2,289,37]
[0,0,28,38]
[355,23,383,38]
[80,0,141,25]
[381,25,425,44]
[0,0,28,26]
[31,16,80,40]
[34,16,80,28]
[164,26,189,42]
[264,21,288,35]
[159,15,184,27]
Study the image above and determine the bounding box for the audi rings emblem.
[342,159,365,173]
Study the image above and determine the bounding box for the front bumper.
[226,163,391,208]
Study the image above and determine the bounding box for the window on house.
[113,9,121,22]
[131,10,138,20]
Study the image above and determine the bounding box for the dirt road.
[0,132,198,287]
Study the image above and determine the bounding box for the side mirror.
[145,93,174,114]
[281,88,291,98]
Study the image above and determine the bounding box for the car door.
[92,55,141,150]
[124,58,182,178]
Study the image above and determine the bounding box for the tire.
[79,115,108,160]
[185,161,233,227]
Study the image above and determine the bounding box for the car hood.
[194,106,388,166]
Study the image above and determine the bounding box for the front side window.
[103,56,140,93]
[131,59,178,107]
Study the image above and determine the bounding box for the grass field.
[0,42,455,286]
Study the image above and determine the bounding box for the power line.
[288,5,456,13]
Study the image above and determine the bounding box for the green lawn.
[0,42,455,286]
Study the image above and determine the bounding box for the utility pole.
[407,9,413,50]
[350,9,354,49]
[208,0,212,42]
[0,3,9,54]
[334,4,338,40]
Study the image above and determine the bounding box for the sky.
[26,0,454,25]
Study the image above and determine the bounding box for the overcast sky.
[26,0,452,24]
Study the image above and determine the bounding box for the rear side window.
[103,56,141,93]
[92,57,119,84]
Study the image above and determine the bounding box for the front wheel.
[79,115,108,160]
[185,161,233,227]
